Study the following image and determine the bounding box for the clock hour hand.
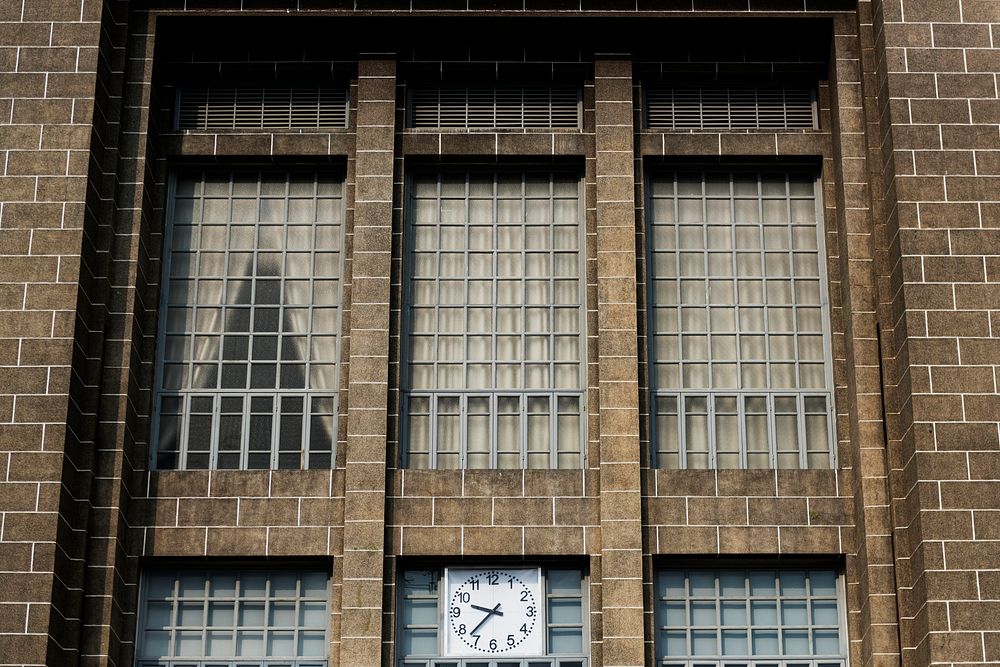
[470,603,504,617]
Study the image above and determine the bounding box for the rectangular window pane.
[404,172,585,469]
[655,569,845,663]
[649,171,833,469]
[138,568,329,662]
[155,172,343,470]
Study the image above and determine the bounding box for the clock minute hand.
[469,603,503,636]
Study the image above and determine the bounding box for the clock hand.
[470,603,504,616]
[469,603,503,636]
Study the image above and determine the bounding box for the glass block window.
[403,172,586,470]
[398,568,588,667]
[655,569,846,667]
[648,171,834,469]
[154,171,343,470]
[137,568,329,667]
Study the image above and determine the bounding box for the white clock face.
[444,567,543,656]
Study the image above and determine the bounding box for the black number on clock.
[487,573,499,586]
[507,634,516,646]
[490,638,497,651]
[508,576,515,588]
[457,624,466,635]
[520,623,528,634]
[520,589,530,602]
[459,592,470,603]
[450,606,460,618]
[470,578,479,590]
[526,605,535,617]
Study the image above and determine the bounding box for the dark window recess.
[645,84,816,130]
[409,85,581,129]
[176,85,349,130]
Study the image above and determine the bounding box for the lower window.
[398,566,588,667]
[136,568,330,667]
[655,568,847,667]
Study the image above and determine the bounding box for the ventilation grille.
[646,84,816,130]
[409,85,581,128]
[176,85,348,130]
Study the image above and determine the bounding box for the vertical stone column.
[339,56,396,667]
[594,57,645,667]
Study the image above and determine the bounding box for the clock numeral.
[470,579,480,590]
[450,606,460,618]
[472,635,480,648]
[520,590,530,602]
[489,639,498,651]
[486,573,499,586]
[457,624,466,636]
[526,605,535,617]
[520,623,528,635]
[508,576,515,589]
[507,634,516,647]
[459,592,470,603]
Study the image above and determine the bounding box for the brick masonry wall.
[862,1,1000,665]
[1,3,998,667]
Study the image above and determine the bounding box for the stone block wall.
[0,3,997,667]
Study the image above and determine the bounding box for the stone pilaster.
[339,56,396,667]
[594,57,644,667]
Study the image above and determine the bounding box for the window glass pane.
[156,172,342,470]
[404,172,584,469]
[650,172,832,470]
[656,569,845,663]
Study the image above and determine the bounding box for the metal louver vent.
[177,85,348,130]
[646,84,816,130]
[409,85,581,129]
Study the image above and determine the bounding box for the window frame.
[396,565,590,667]
[652,566,849,667]
[150,169,346,471]
[644,167,837,470]
[399,168,589,470]
[135,566,331,667]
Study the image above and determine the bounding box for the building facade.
[0,2,997,667]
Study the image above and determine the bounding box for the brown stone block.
[777,526,839,553]
[925,311,990,338]
[658,526,717,554]
[523,470,583,496]
[720,133,777,155]
[718,526,780,553]
[0,635,47,665]
[435,497,492,526]
[661,133,720,155]
[7,452,62,481]
[299,497,343,526]
[237,498,298,526]
[940,481,1000,510]
[942,126,1000,151]
[400,470,462,496]
[464,526,524,555]
[746,497,807,526]
[145,527,206,556]
[777,469,838,497]
[965,394,1000,422]
[969,452,1000,481]
[935,422,999,451]
[209,470,269,497]
[524,526,585,555]
[206,527,267,555]
[272,133,333,155]
[149,470,209,498]
[943,540,999,569]
[973,511,1000,539]
[177,498,238,527]
[807,497,851,526]
[554,497,599,526]
[654,469,715,496]
[388,497,432,526]
[494,497,553,526]
[461,469,523,497]
[688,497,748,526]
[645,497,685,526]
[400,526,461,554]
[949,601,1000,632]
[271,469,332,497]
[268,527,330,555]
